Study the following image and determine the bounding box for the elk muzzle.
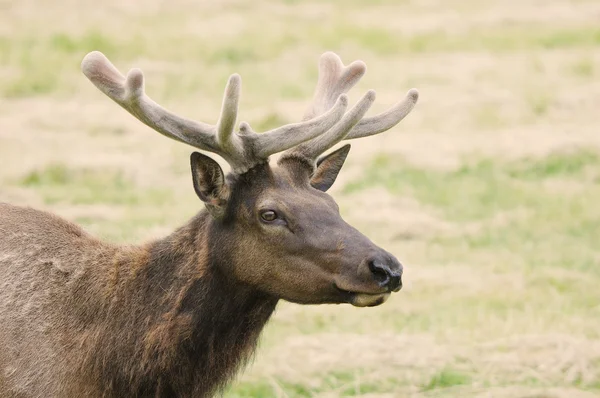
[334,249,403,307]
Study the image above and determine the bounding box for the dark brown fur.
[0,202,276,397]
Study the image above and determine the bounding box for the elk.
[0,50,418,397]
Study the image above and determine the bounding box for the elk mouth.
[334,285,391,307]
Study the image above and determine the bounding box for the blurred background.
[1,0,599,397]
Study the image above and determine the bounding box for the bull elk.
[0,50,418,397]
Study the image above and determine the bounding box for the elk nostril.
[368,261,390,287]
[390,274,402,292]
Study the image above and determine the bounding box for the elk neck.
[86,210,278,396]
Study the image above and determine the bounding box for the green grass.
[225,380,275,398]
[49,31,120,56]
[345,149,600,277]
[253,112,291,132]
[19,163,171,206]
[507,149,600,179]
[13,163,185,241]
[422,368,472,391]
[225,371,399,397]
[0,31,127,97]
[345,148,600,221]
[308,23,600,56]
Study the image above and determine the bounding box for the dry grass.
[1,0,600,396]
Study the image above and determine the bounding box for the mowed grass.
[2,0,600,397]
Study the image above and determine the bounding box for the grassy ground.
[2,0,600,396]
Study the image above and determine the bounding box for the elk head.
[81,51,418,307]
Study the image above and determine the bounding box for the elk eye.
[260,210,278,222]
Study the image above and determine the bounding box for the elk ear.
[310,144,351,192]
[190,152,229,218]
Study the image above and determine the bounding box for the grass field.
[2,0,600,396]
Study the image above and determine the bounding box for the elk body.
[0,51,418,397]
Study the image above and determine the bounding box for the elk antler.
[81,51,349,173]
[82,51,418,173]
[281,52,419,163]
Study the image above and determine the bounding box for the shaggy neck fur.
[77,212,278,397]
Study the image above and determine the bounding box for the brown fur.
[0,155,402,397]
[0,203,275,397]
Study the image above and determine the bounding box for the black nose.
[368,257,403,292]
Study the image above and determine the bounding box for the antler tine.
[303,52,366,121]
[81,51,219,152]
[345,88,419,139]
[216,74,242,154]
[288,90,376,160]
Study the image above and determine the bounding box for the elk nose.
[368,257,403,292]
